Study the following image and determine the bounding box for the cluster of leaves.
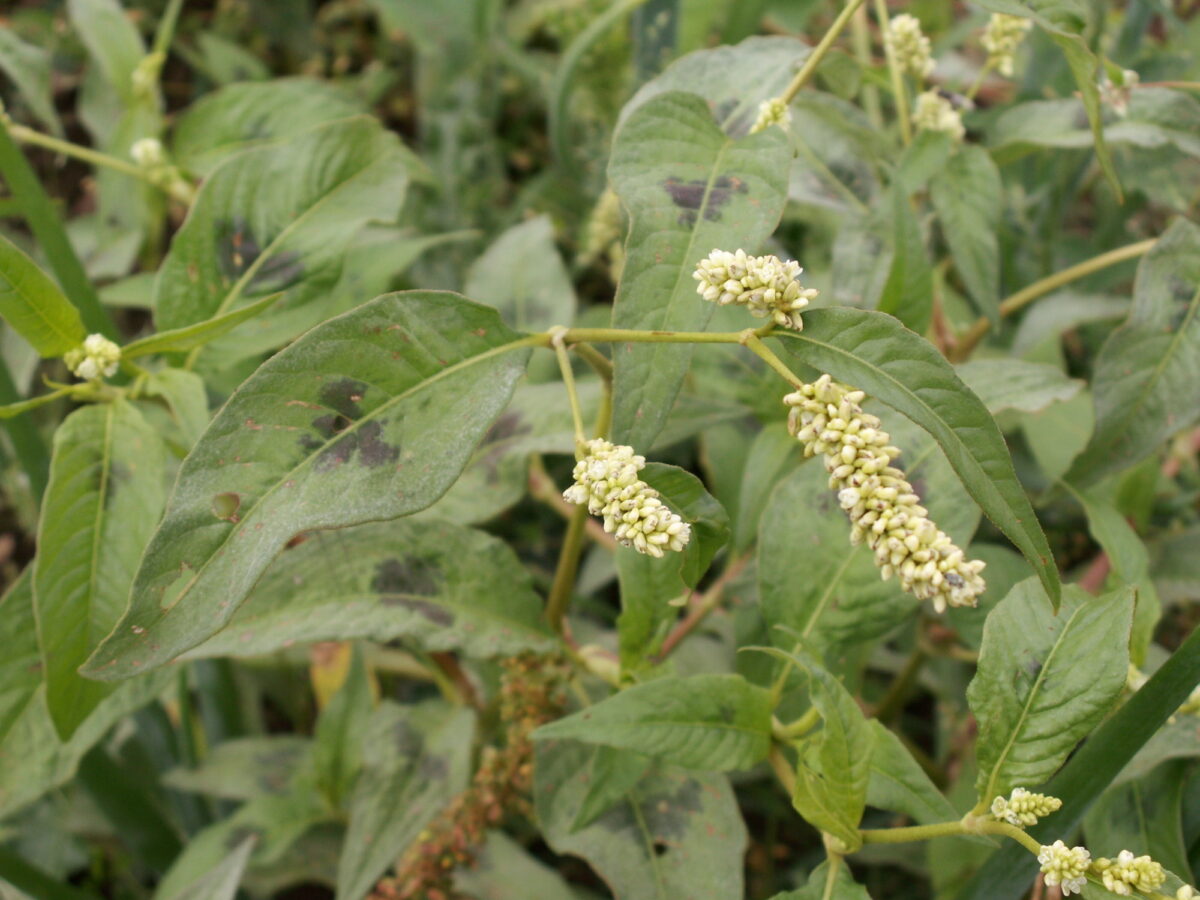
[0,1,1198,899]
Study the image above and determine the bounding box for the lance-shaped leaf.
[776,307,1059,606]
[0,234,86,357]
[123,292,282,358]
[866,721,959,826]
[1065,219,1200,485]
[155,116,416,362]
[0,573,39,746]
[0,28,62,135]
[790,656,874,852]
[534,674,772,772]
[182,519,553,660]
[535,740,748,900]
[82,292,532,680]
[968,580,1133,808]
[154,835,256,900]
[34,400,166,739]
[956,359,1082,415]
[608,90,790,449]
[776,859,872,899]
[337,702,474,900]
[1084,761,1193,881]
[974,0,1121,200]
[930,145,1001,321]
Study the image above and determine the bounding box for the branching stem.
[780,0,870,106]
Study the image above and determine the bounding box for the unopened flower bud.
[64,333,121,381]
[886,14,934,79]
[990,788,1062,827]
[982,14,1032,77]
[1093,850,1166,896]
[913,91,965,141]
[1038,841,1090,896]
[693,249,817,331]
[750,97,791,134]
[131,137,166,169]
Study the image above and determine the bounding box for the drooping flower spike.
[784,376,986,613]
[563,439,690,558]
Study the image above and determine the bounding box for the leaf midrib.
[980,602,1085,803]
[139,332,536,628]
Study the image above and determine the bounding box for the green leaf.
[1149,526,1200,605]
[453,831,585,900]
[1113,718,1200,788]
[571,746,653,832]
[534,674,772,772]
[758,462,916,650]
[876,185,932,334]
[969,579,1134,807]
[778,858,872,899]
[956,359,1083,414]
[790,656,874,851]
[171,78,366,176]
[959,621,1200,900]
[137,368,210,452]
[1085,760,1194,881]
[617,463,730,671]
[181,519,553,661]
[732,422,804,553]
[973,0,1121,199]
[1066,219,1200,485]
[153,835,256,900]
[866,721,958,826]
[0,572,40,745]
[535,740,748,900]
[34,400,166,738]
[464,215,577,332]
[313,645,373,809]
[123,291,282,358]
[336,701,474,900]
[164,737,313,800]
[775,308,1059,606]
[929,146,1001,322]
[82,292,532,681]
[608,90,790,449]
[68,0,147,105]
[0,28,63,135]
[155,117,415,362]
[1022,389,1094,481]
[0,234,87,356]
[618,35,811,138]
[1011,293,1129,357]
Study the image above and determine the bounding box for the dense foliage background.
[0,1,1199,899]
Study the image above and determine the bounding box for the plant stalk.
[874,0,912,144]
[780,0,870,105]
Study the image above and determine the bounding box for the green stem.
[874,0,912,144]
[851,3,882,129]
[559,326,749,344]
[0,118,117,339]
[858,818,1041,856]
[952,238,1156,361]
[780,0,870,105]
[773,706,820,741]
[743,333,806,388]
[0,354,49,501]
[965,60,993,101]
[769,743,797,794]
[7,122,151,182]
[573,341,614,384]
[552,328,586,446]
[546,503,588,634]
[151,0,186,58]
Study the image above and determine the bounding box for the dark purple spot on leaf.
[372,557,442,597]
[663,175,748,227]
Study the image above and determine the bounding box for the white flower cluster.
[990,788,1062,827]
[1100,68,1139,117]
[131,137,167,169]
[693,249,817,331]
[1038,841,1091,896]
[1094,850,1166,896]
[784,375,986,613]
[64,333,121,381]
[750,97,791,134]
[982,13,1032,77]
[886,14,934,79]
[914,91,965,141]
[563,439,690,558]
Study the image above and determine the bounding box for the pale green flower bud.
[1093,850,1166,896]
[990,787,1062,827]
[750,97,791,134]
[131,137,167,169]
[783,375,985,612]
[693,249,817,331]
[64,333,121,381]
[563,439,691,558]
[1038,841,1090,896]
[982,13,1032,77]
[913,91,965,141]
[886,14,934,79]
[1178,885,1197,900]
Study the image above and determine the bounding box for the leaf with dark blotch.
[969,580,1134,807]
[535,740,748,900]
[82,292,532,681]
[608,91,791,450]
[164,737,314,801]
[1066,219,1200,485]
[182,518,552,660]
[337,702,474,900]
[776,307,1059,607]
[34,400,166,738]
[156,116,419,363]
[534,674,771,772]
